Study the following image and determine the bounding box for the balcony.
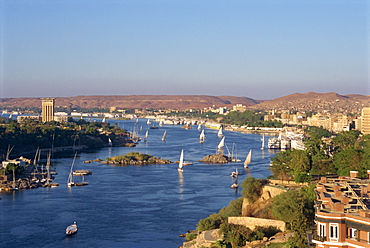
[312,234,326,242]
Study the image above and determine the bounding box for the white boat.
[230,143,241,162]
[218,127,223,137]
[66,222,78,236]
[102,117,106,123]
[261,134,265,150]
[162,130,167,142]
[108,138,112,147]
[197,124,201,130]
[231,174,238,188]
[178,149,184,172]
[217,136,225,150]
[244,149,252,168]
[144,130,149,142]
[67,153,77,187]
[147,119,151,125]
[199,129,205,143]
[230,168,239,177]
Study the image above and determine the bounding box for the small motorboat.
[66,222,78,236]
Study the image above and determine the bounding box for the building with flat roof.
[361,107,370,135]
[41,98,55,122]
[313,172,370,247]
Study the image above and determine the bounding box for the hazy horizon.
[1,0,368,99]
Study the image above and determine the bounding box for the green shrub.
[185,233,197,241]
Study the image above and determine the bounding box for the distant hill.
[1,93,369,113]
[249,92,370,113]
[0,95,261,110]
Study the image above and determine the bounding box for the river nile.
[1,118,278,248]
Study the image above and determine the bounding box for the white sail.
[261,134,265,150]
[147,119,151,125]
[218,136,225,149]
[108,138,112,146]
[102,117,106,123]
[199,129,205,143]
[68,152,77,186]
[244,149,252,168]
[218,127,223,137]
[178,149,184,171]
[162,130,167,141]
[144,130,149,139]
[197,124,201,130]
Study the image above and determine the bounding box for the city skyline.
[0,0,368,100]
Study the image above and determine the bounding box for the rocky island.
[199,153,230,163]
[102,152,171,165]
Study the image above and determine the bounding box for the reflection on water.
[0,118,279,248]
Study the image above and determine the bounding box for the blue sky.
[0,0,368,100]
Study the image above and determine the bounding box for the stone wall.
[269,179,308,187]
[228,217,286,232]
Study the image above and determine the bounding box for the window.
[329,223,338,240]
[349,228,357,240]
[318,222,326,237]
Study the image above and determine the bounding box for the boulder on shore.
[199,154,229,163]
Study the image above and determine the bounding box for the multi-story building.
[361,107,370,135]
[41,98,55,122]
[313,172,370,247]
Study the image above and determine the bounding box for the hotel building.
[313,172,370,247]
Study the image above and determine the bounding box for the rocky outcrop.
[199,154,229,163]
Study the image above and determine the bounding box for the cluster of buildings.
[313,172,370,247]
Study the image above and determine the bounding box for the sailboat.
[144,130,149,142]
[230,143,241,162]
[197,124,201,130]
[162,130,167,142]
[244,149,252,168]
[178,149,184,172]
[230,168,239,177]
[218,136,225,150]
[199,129,205,143]
[231,174,238,188]
[218,127,223,137]
[147,119,151,125]
[67,152,77,187]
[261,134,265,150]
[108,138,113,147]
[102,117,106,123]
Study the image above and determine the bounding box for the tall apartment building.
[361,107,370,135]
[313,172,370,247]
[41,98,55,122]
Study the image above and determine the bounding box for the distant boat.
[108,138,112,147]
[144,130,149,142]
[199,129,205,143]
[244,149,252,168]
[261,134,265,150]
[102,117,106,123]
[149,125,158,129]
[231,174,238,188]
[178,149,184,172]
[66,222,78,236]
[159,121,164,127]
[230,168,239,177]
[147,119,151,125]
[67,152,77,187]
[230,143,241,162]
[197,124,201,130]
[218,136,225,150]
[218,127,223,137]
[162,130,167,142]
